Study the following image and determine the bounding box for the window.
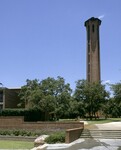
[88,63,90,72]
[92,24,95,32]
[88,54,90,63]
[0,104,3,110]
[0,91,3,102]
[88,25,90,41]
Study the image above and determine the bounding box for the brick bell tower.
[85,17,101,83]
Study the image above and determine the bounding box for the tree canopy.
[18,77,121,120]
[73,80,109,119]
[19,76,72,120]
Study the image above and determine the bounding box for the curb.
[31,144,48,150]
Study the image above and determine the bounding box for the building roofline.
[8,87,21,90]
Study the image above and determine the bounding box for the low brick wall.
[0,116,23,128]
[0,116,84,131]
[65,127,84,143]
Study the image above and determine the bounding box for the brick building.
[0,87,21,110]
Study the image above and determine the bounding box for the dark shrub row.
[0,130,66,143]
[0,109,24,116]
[0,109,44,121]
[0,129,40,136]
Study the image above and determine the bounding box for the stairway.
[80,129,121,139]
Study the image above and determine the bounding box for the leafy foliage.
[19,76,72,120]
[110,81,121,103]
[0,129,39,136]
[73,80,109,119]
[95,80,121,118]
[0,109,43,121]
[103,81,121,118]
[45,131,65,143]
[0,109,24,116]
[16,77,121,120]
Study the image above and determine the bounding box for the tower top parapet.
[85,17,101,26]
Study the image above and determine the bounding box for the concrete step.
[80,129,121,139]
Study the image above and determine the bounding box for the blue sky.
[0,0,121,90]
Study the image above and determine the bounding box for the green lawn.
[87,118,121,125]
[0,140,34,149]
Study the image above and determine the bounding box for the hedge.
[45,131,65,144]
[0,109,43,121]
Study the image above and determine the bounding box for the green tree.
[110,81,121,103]
[69,98,85,118]
[109,81,121,117]
[18,79,40,108]
[74,80,109,119]
[103,98,121,118]
[19,76,72,120]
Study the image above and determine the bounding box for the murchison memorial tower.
[85,17,101,83]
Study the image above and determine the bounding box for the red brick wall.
[0,116,23,127]
[0,116,84,131]
[65,127,84,143]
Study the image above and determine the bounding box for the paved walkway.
[46,138,121,150]
[95,122,121,130]
[44,121,121,150]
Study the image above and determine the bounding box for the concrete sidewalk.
[45,138,121,150]
[95,121,121,130]
[45,122,121,150]
[33,121,121,150]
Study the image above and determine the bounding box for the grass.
[59,119,75,122]
[0,140,34,149]
[59,118,121,124]
[86,118,121,125]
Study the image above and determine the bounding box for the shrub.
[13,130,20,136]
[19,130,26,136]
[0,130,11,135]
[45,132,65,144]
[0,108,43,121]
[0,109,25,116]
[24,108,42,121]
[0,130,34,137]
